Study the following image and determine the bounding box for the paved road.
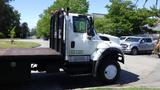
[119,54,160,87]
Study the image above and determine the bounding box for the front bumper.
[122,48,132,54]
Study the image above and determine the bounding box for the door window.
[141,38,152,43]
[73,16,87,33]
[140,39,145,43]
[145,38,152,43]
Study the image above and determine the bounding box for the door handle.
[71,41,75,48]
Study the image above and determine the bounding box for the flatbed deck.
[0,48,62,62]
[0,48,63,82]
[0,48,60,56]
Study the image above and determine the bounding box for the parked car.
[120,36,154,55]
[120,36,133,44]
[99,33,120,45]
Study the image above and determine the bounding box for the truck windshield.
[125,37,140,42]
[73,16,95,36]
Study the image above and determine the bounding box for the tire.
[97,61,121,83]
[131,48,138,55]
[158,53,160,58]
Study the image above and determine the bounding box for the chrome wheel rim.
[104,65,117,80]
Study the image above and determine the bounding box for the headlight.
[121,44,128,48]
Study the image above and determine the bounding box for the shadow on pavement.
[0,69,139,90]
[117,70,139,85]
[125,52,153,56]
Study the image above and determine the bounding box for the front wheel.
[131,48,138,55]
[97,61,121,83]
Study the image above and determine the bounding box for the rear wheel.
[98,61,120,83]
[131,48,138,55]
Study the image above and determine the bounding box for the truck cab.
[50,9,124,83]
[0,9,124,84]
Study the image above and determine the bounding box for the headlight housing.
[121,44,128,48]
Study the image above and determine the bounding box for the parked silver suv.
[120,36,154,55]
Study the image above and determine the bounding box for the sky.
[9,0,159,29]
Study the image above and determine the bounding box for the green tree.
[4,0,14,2]
[36,0,89,38]
[0,0,20,38]
[36,14,50,38]
[95,0,157,36]
[105,0,134,36]
[0,32,5,38]
[20,22,29,38]
[95,17,113,34]
[30,28,36,36]
[150,6,160,18]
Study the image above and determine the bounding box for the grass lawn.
[0,40,41,48]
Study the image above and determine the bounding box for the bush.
[0,32,5,38]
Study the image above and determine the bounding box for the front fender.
[91,48,124,64]
[91,48,105,61]
[92,47,124,77]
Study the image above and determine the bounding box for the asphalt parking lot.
[0,54,160,90]
[119,54,160,87]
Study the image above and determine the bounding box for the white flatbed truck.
[0,9,124,83]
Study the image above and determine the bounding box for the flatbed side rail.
[50,9,65,56]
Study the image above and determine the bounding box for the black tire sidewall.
[131,48,138,55]
[98,61,120,83]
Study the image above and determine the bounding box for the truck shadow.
[125,52,153,55]
[0,69,139,90]
[118,70,139,85]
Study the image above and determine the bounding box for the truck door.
[145,38,154,50]
[65,15,98,62]
[139,38,153,51]
[139,38,147,51]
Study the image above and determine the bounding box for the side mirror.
[87,17,95,37]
